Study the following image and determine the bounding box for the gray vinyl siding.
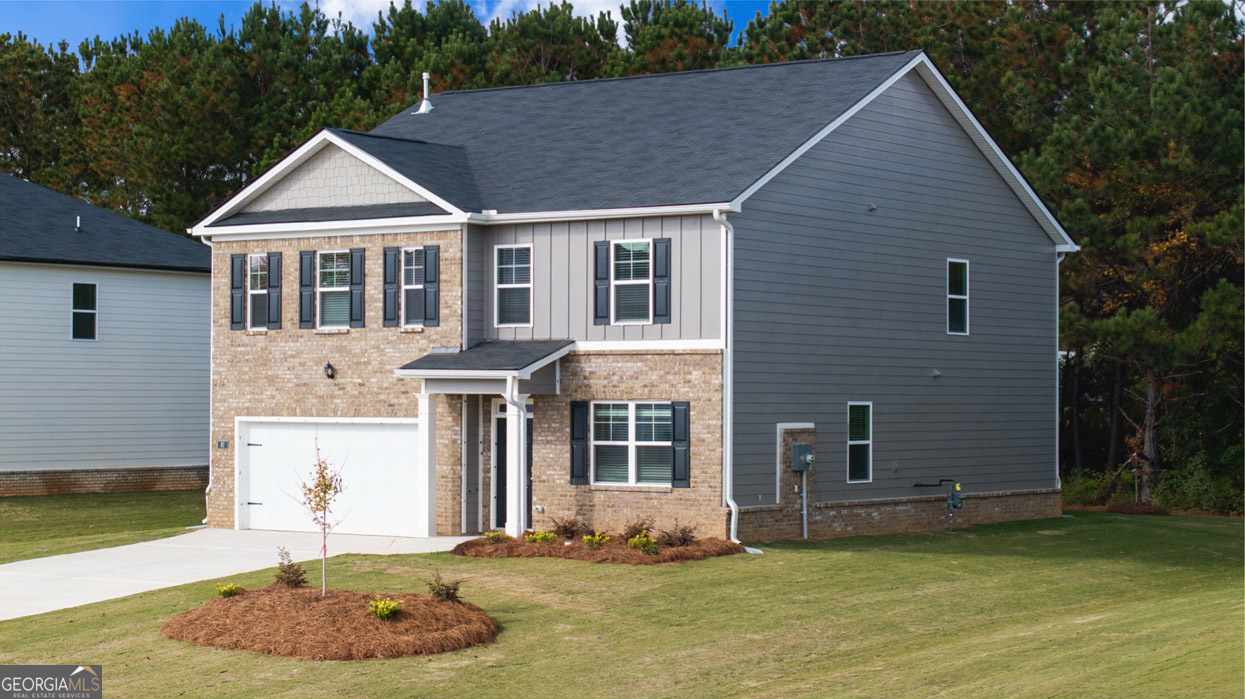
[731,72,1057,505]
[476,215,721,342]
[466,224,487,345]
[464,394,480,533]
[0,262,210,470]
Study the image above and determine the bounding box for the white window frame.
[70,282,97,341]
[846,401,873,484]
[947,258,969,335]
[610,238,653,326]
[316,250,351,328]
[590,400,673,486]
[494,243,533,328]
[247,253,268,330]
[401,247,425,327]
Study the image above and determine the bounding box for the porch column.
[504,383,530,537]
[415,392,438,537]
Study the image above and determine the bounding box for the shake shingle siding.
[730,72,1057,505]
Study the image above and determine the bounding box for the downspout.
[1055,251,1065,489]
[713,209,740,543]
[199,233,214,525]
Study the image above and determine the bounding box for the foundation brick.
[0,466,208,497]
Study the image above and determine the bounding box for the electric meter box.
[791,444,813,471]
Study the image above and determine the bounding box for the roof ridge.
[331,128,465,149]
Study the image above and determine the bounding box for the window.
[591,402,672,485]
[612,240,651,324]
[247,254,268,329]
[317,251,351,327]
[947,259,969,335]
[495,245,532,327]
[71,283,96,340]
[402,248,424,326]
[847,402,872,483]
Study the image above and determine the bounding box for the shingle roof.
[400,339,574,372]
[0,173,210,272]
[212,201,448,227]
[362,51,920,214]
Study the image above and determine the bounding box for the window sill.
[589,484,672,493]
[315,327,350,335]
[245,328,268,336]
[400,326,425,333]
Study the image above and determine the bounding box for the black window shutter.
[349,247,365,328]
[382,247,400,327]
[423,245,440,327]
[593,240,610,325]
[266,252,281,329]
[229,254,245,330]
[653,237,671,324]
[671,401,690,488]
[299,251,315,328]
[570,401,589,485]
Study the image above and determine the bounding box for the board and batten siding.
[730,71,1058,505]
[472,215,721,342]
[0,262,209,470]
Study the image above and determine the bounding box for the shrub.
[621,516,656,542]
[215,583,240,598]
[658,523,698,548]
[627,529,659,555]
[424,571,462,603]
[524,531,557,544]
[1061,470,1133,507]
[550,515,588,539]
[369,596,403,619]
[273,546,307,588]
[582,532,610,550]
[484,531,511,545]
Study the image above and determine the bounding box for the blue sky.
[4,0,773,51]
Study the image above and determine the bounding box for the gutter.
[713,208,741,543]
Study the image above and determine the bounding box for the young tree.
[300,441,344,595]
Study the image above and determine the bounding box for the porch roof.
[396,339,573,379]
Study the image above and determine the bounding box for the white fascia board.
[572,339,724,351]
[199,218,467,242]
[395,368,519,379]
[514,343,573,379]
[467,202,735,225]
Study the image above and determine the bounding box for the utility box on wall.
[791,444,813,471]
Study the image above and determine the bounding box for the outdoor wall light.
[324,362,336,380]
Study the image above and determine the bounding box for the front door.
[493,413,533,531]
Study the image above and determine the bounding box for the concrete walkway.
[0,528,471,621]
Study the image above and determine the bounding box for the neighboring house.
[191,50,1077,541]
[0,173,211,496]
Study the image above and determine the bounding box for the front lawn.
[0,511,1239,697]
[0,490,205,564]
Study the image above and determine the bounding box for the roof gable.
[241,142,426,213]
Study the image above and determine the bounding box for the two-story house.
[191,50,1077,541]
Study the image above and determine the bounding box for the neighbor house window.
[317,251,351,327]
[247,254,268,329]
[495,244,532,327]
[612,240,651,324]
[847,402,872,483]
[591,402,672,485]
[402,248,424,326]
[947,259,969,335]
[71,283,96,340]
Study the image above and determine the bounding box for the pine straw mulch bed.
[452,536,744,564]
[160,586,499,661]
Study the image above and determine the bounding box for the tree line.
[1,0,1240,512]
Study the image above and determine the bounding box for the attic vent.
[414,72,433,115]
[75,215,81,233]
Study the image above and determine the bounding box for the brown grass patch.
[452,536,744,564]
[1104,502,1171,516]
[160,586,498,660]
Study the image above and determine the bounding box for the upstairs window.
[71,283,97,340]
[247,254,268,329]
[847,402,872,483]
[496,245,532,327]
[947,259,969,335]
[612,240,651,324]
[402,248,424,326]
[592,402,672,485]
[318,251,351,327]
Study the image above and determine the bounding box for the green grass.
[0,512,1239,697]
[0,490,205,564]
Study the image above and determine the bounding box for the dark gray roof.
[0,173,210,272]
[329,129,484,213]
[211,201,447,227]
[400,339,573,372]
[364,51,919,214]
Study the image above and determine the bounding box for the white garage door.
[238,420,422,537]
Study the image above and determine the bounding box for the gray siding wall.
[466,224,488,345]
[464,394,480,533]
[473,215,721,342]
[0,262,210,470]
[731,72,1057,505]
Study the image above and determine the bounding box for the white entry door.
[238,420,422,537]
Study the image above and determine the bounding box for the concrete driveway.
[0,528,471,621]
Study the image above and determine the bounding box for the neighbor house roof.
[0,173,210,273]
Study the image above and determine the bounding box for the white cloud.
[481,0,628,45]
[304,0,398,31]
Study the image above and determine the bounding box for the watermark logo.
[0,665,102,699]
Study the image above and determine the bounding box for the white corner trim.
[775,422,815,506]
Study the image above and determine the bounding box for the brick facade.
[0,466,208,497]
